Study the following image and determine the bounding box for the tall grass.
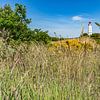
[0,41,100,100]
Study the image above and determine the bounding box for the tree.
[0,4,51,44]
[0,4,31,43]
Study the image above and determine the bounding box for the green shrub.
[90,33,100,38]
[80,33,89,37]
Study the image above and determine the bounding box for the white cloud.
[72,16,83,21]
[72,15,95,22]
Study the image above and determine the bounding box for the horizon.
[0,0,100,38]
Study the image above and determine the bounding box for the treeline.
[81,33,100,37]
[80,33,100,43]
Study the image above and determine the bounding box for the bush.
[90,33,100,44]
[51,37,59,41]
[90,33,100,38]
[31,29,51,44]
[80,33,89,37]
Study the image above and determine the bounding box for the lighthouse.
[88,22,92,35]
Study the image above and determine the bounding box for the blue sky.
[0,0,100,37]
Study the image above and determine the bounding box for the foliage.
[90,33,100,38]
[51,37,60,41]
[50,38,95,52]
[0,4,51,44]
[51,37,65,41]
[90,33,100,44]
[0,4,31,43]
[80,33,89,37]
[95,22,100,28]
[32,29,51,44]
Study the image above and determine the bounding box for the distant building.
[88,22,92,35]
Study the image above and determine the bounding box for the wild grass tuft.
[0,41,100,100]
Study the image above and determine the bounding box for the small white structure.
[88,22,92,35]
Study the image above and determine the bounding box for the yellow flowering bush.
[48,37,96,53]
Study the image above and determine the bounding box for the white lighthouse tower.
[88,22,92,35]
